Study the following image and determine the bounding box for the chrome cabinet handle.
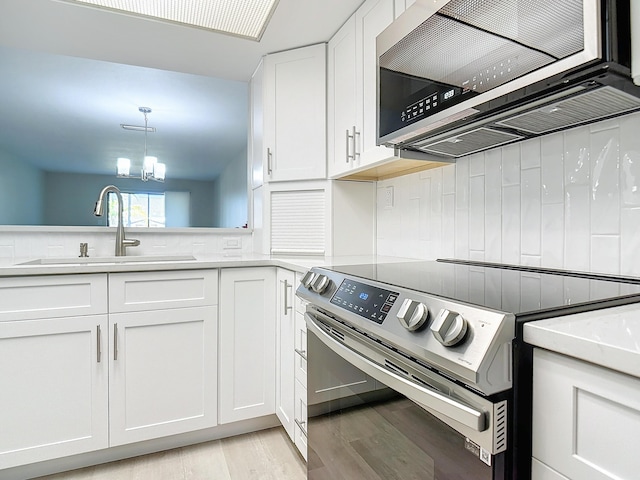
[294,348,307,360]
[295,418,307,437]
[353,127,360,159]
[305,312,486,432]
[346,129,354,163]
[113,323,118,361]
[267,147,273,175]
[281,279,293,315]
[96,325,102,363]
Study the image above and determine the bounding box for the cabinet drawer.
[294,378,307,461]
[294,311,307,385]
[0,274,107,321]
[109,270,218,312]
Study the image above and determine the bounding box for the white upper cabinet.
[263,44,327,182]
[328,0,397,178]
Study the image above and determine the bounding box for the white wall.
[0,228,253,265]
[377,111,640,277]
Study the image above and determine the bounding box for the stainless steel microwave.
[377,0,640,159]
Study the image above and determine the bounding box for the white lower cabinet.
[0,315,109,470]
[219,267,277,423]
[0,274,109,470]
[108,270,219,446]
[532,348,640,480]
[0,271,219,473]
[276,268,296,439]
[109,306,218,446]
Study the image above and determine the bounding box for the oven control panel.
[296,266,515,396]
[330,279,399,324]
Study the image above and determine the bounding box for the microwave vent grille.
[414,127,523,157]
[495,87,640,134]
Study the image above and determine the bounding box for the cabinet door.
[355,0,397,166]
[109,306,217,446]
[276,268,296,439]
[533,349,640,480]
[219,267,277,423]
[328,15,358,177]
[264,44,327,182]
[0,316,108,470]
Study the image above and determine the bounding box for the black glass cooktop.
[326,260,640,319]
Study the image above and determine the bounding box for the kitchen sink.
[17,255,198,266]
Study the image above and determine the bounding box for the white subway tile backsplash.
[541,133,564,204]
[621,207,640,275]
[0,229,252,264]
[520,137,541,170]
[564,125,590,186]
[454,210,469,260]
[484,212,502,263]
[376,112,640,277]
[442,164,456,195]
[590,130,620,235]
[590,235,620,275]
[442,194,455,258]
[564,185,591,271]
[502,185,521,265]
[469,176,485,252]
[620,113,640,207]
[502,144,521,186]
[469,152,485,177]
[485,149,502,215]
[521,168,541,256]
[541,203,564,268]
[455,160,470,210]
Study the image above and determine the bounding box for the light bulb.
[116,157,131,176]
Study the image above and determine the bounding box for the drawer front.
[294,310,307,385]
[294,378,308,461]
[0,274,107,321]
[109,270,218,312]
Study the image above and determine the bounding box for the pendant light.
[117,107,166,182]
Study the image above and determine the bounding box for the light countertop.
[524,303,640,379]
[0,254,417,277]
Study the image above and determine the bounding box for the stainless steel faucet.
[93,185,140,256]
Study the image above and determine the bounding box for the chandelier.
[117,107,166,182]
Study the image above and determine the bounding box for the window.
[107,192,165,228]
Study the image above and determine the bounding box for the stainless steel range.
[296,260,640,479]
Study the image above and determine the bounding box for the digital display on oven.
[330,279,399,324]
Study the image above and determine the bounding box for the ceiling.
[0,0,364,180]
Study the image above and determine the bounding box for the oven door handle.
[306,313,486,432]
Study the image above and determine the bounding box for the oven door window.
[307,330,503,480]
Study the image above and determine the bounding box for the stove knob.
[431,309,468,347]
[397,299,429,331]
[300,271,316,289]
[311,274,331,294]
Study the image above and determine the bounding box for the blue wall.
[43,172,218,227]
[212,149,248,228]
[0,151,44,224]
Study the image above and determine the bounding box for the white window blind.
[271,190,325,255]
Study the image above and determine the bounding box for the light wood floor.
[34,427,306,480]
